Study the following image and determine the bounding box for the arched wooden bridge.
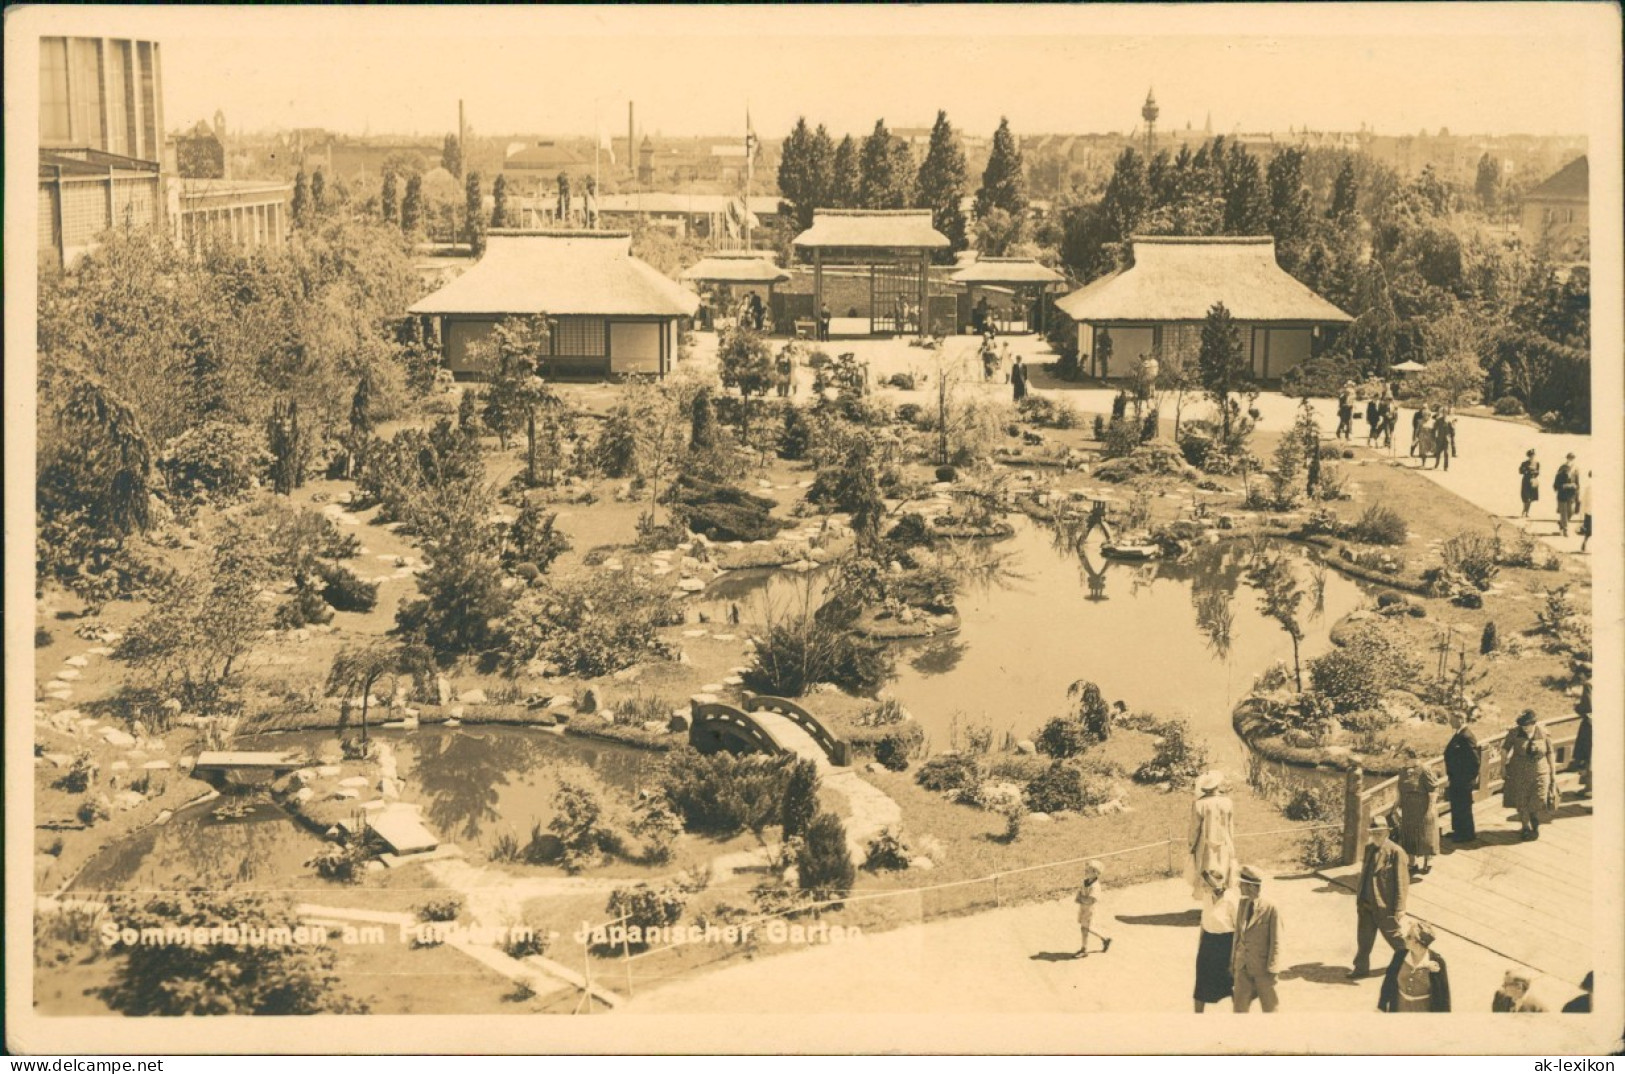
[688,693,850,768]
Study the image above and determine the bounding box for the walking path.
[1323,773,1594,988]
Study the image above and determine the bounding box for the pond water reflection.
[707,516,1368,765]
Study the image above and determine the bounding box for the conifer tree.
[916,110,968,256]
[441,132,462,178]
[465,171,486,256]
[310,168,326,214]
[381,170,399,224]
[858,119,911,209]
[491,174,509,228]
[401,174,423,235]
[831,134,860,209]
[292,167,310,226]
[974,117,1028,221]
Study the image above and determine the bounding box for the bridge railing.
[688,701,782,756]
[1340,713,1584,866]
[742,692,851,767]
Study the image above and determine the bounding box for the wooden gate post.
[1340,765,1366,866]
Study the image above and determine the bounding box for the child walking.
[1075,860,1113,958]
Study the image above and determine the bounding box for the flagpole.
[594,100,601,230]
[744,102,753,251]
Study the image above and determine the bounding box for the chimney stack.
[628,102,635,177]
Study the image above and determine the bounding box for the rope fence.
[568,821,1339,1008]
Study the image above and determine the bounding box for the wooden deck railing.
[1340,713,1584,865]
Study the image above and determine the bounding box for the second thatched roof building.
[1054,236,1352,381]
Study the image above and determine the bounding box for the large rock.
[1015,739,1037,756]
[99,727,137,749]
[436,676,453,706]
[456,688,488,705]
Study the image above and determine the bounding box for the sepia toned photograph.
[6,3,1621,1055]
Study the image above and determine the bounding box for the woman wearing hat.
[1187,771,1236,899]
[1193,867,1239,1012]
[1378,919,1452,1012]
[1518,450,1541,519]
[1504,710,1557,839]
[1396,760,1442,874]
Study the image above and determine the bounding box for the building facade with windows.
[1056,236,1352,381]
[1520,156,1588,263]
[408,230,700,379]
[38,35,167,267]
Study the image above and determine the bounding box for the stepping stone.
[683,629,708,638]
[65,655,90,667]
[722,676,744,686]
[87,646,114,657]
[334,788,362,800]
[711,633,737,641]
[45,689,73,701]
[99,727,136,748]
[109,760,130,772]
[317,765,342,777]
[677,578,706,593]
[700,683,725,693]
[142,760,172,770]
[55,669,81,681]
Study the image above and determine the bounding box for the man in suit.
[1352,813,1410,978]
[1443,711,1482,841]
[1230,865,1282,1013]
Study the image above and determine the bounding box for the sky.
[11,4,1616,140]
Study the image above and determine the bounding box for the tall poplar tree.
[491,174,509,228]
[915,110,969,256]
[975,117,1028,221]
[858,119,911,209]
[831,135,860,208]
[442,133,462,178]
[292,167,310,227]
[381,170,399,224]
[401,173,423,235]
[465,171,486,256]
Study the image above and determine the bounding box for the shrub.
[1023,761,1090,813]
[504,502,572,575]
[781,759,821,839]
[1101,417,1142,459]
[157,421,267,507]
[1308,622,1423,713]
[600,884,686,952]
[885,372,916,391]
[318,562,379,613]
[863,829,911,871]
[743,612,893,697]
[1035,716,1093,760]
[1177,428,1216,469]
[548,778,621,873]
[1281,355,1361,399]
[1131,717,1208,788]
[871,729,921,771]
[35,626,53,649]
[1018,395,1081,430]
[53,752,97,794]
[915,753,984,796]
[307,837,370,883]
[500,571,680,678]
[1282,785,1339,823]
[886,512,936,550]
[631,799,683,864]
[1480,621,1499,654]
[417,896,463,922]
[796,812,855,901]
[1092,442,1192,483]
[659,749,795,835]
[1437,530,1500,590]
[593,405,640,478]
[1493,526,1549,570]
[1492,396,1526,417]
[1347,504,1408,546]
[934,465,957,483]
[666,475,784,543]
[76,796,111,827]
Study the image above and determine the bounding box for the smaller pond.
[71,797,328,894]
[705,515,1370,765]
[73,728,655,891]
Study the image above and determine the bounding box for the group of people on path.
[1334,381,1402,448]
[976,333,1030,402]
[1521,449,1590,545]
[1409,405,1458,470]
[1069,706,1590,1013]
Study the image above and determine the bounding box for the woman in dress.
[1378,919,1452,1012]
[1186,771,1237,898]
[1503,710,1557,840]
[1518,450,1541,518]
[1397,761,1442,874]
[1415,409,1437,467]
[1193,867,1239,1012]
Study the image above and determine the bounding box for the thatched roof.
[680,251,791,285]
[1055,237,1352,324]
[408,230,700,318]
[1524,155,1587,202]
[792,209,949,250]
[951,257,1066,286]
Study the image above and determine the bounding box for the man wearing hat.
[1442,710,1482,842]
[1229,865,1282,1012]
[1352,813,1410,978]
[1554,453,1581,536]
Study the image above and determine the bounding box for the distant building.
[594,192,768,244]
[174,120,225,179]
[170,178,293,254]
[38,35,167,266]
[1055,236,1352,381]
[1521,155,1588,262]
[502,140,595,183]
[407,230,700,379]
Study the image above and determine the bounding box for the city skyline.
[13,6,1611,143]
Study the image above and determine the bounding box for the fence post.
[581,942,594,1014]
[1340,765,1365,866]
[993,873,1001,908]
[621,915,634,998]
